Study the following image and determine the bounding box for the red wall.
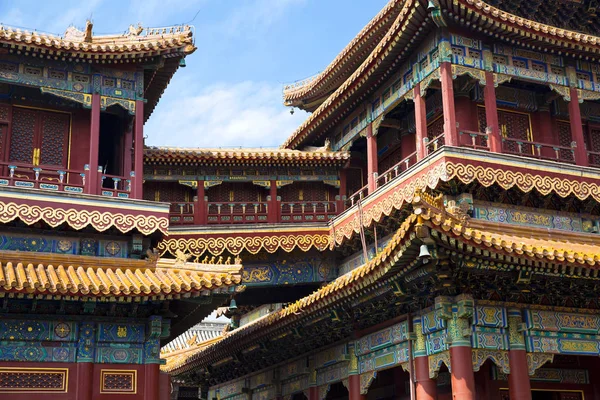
[0,361,165,400]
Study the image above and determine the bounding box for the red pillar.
[415,356,436,400]
[366,124,378,194]
[196,180,207,225]
[159,372,171,400]
[348,374,366,400]
[133,100,145,199]
[76,362,93,400]
[440,62,458,146]
[268,180,278,223]
[484,71,501,153]
[414,83,428,160]
[145,363,160,400]
[123,122,133,177]
[508,349,531,400]
[450,346,476,400]
[308,386,319,400]
[337,169,347,213]
[87,94,101,195]
[569,87,588,166]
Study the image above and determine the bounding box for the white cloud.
[145,80,308,148]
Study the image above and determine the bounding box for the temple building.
[156,0,600,400]
[5,0,600,399]
[0,21,243,400]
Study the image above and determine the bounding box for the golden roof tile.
[0,251,242,298]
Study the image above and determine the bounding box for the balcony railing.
[376,151,418,189]
[0,161,86,193]
[459,130,489,150]
[589,151,600,168]
[207,201,269,224]
[347,184,369,207]
[424,133,445,155]
[100,172,132,198]
[280,201,337,223]
[501,138,575,164]
[169,202,195,225]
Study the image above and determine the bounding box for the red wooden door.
[8,108,69,168]
[499,110,532,154]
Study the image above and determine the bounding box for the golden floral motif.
[0,200,168,235]
[158,234,331,257]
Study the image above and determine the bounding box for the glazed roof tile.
[0,251,242,298]
[0,23,195,58]
[144,146,350,165]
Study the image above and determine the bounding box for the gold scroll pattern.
[0,201,168,235]
[332,160,600,245]
[158,234,332,257]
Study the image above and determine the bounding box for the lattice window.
[427,116,445,147]
[557,121,575,162]
[512,59,527,69]
[577,72,591,81]
[430,49,439,61]
[392,80,402,93]
[100,370,136,394]
[493,55,507,65]
[404,71,413,83]
[382,89,391,104]
[73,74,90,83]
[121,80,134,90]
[468,49,481,59]
[49,70,66,80]
[103,78,116,87]
[451,46,464,57]
[0,105,8,122]
[39,112,69,166]
[9,108,36,164]
[24,66,42,76]
[551,65,565,75]
[0,368,67,392]
[531,63,546,72]
[0,62,17,73]
[421,58,430,70]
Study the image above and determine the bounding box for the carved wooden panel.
[39,111,69,167]
[100,369,137,394]
[9,107,36,164]
[0,367,68,393]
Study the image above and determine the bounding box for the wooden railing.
[0,161,86,193]
[207,201,269,224]
[169,202,195,225]
[424,133,445,155]
[280,201,337,223]
[346,184,369,207]
[459,130,489,150]
[376,151,417,189]
[501,138,575,163]
[589,151,600,168]
[100,172,132,198]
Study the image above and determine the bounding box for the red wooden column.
[568,87,589,166]
[348,374,366,400]
[447,297,476,400]
[196,180,207,225]
[308,386,319,400]
[159,372,171,400]
[483,71,501,153]
[268,180,278,223]
[366,123,378,194]
[414,83,428,160]
[439,62,458,146]
[87,94,101,195]
[145,363,160,400]
[123,121,133,177]
[133,100,145,199]
[507,309,531,400]
[76,362,93,400]
[413,317,436,400]
[337,169,347,213]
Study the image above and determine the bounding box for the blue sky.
[0,0,388,148]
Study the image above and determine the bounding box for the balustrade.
[424,133,445,155]
[100,172,133,198]
[346,184,369,207]
[459,130,489,150]
[169,202,195,225]
[501,138,575,163]
[280,201,337,223]
[0,161,86,194]
[376,151,417,189]
[207,201,269,224]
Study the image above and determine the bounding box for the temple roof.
[166,191,600,375]
[0,22,195,58]
[144,146,350,166]
[282,0,406,111]
[0,250,242,299]
[282,0,600,149]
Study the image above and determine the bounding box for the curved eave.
[283,0,428,149]
[283,0,406,110]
